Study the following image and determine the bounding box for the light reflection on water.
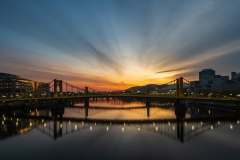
[1,98,240,159]
[64,107,176,120]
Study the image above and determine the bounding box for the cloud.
[1,0,240,89]
[156,67,189,74]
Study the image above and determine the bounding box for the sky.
[0,0,240,90]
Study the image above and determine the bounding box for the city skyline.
[1,0,240,90]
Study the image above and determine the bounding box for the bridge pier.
[146,98,151,107]
[84,98,89,108]
[175,99,185,111]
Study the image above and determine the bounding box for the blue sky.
[0,0,240,90]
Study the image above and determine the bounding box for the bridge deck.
[1,94,240,103]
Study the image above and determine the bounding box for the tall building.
[199,69,215,89]
[199,69,229,89]
[0,73,50,98]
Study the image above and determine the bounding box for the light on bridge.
[30,110,31,113]
[82,121,84,125]
[218,121,220,125]
[69,120,71,124]
[75,125,77,130]
[2,121,4,125]
[17,118,18,121]
[173,126,175,130]
[138,127,140,131]
[90,126,92,131]
[60,123,62,128]
[44,123,46,127]
[122,127,124,132]
[42,119,44,123]
[153,122,155,126]
[230,124,233,129]
[106,126,109,131]
[16,122,18,126]
[155,127,158,131]
[237,120,240,124]
[95,122,97,126]
[3,117,6,121]
[185,122,187,125]
[192,126,194,130]
[200,121,203,125]
[168,122,170,126]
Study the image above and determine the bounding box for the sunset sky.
[1,0,240,90]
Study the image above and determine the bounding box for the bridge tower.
[84,86,88,95]
[54,79,63,98]
[34,82,37,98]
[179,77,183,97]
[176,77,184,97]
[176,79,179,97]
[84,86,89,107]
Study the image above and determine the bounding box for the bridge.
[1,77,240,108]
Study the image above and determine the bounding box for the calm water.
[0,98,240,160]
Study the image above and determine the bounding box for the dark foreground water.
[0,98,240,160]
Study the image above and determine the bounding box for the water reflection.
[1,98,240,143]
[1,115,239,143]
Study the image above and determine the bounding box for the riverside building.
[199,69,229,89]
[0,73,50,98]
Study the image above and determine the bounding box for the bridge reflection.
[1,105,239,143]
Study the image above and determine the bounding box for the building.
[189,81,200,92]
[199,69,215,88]
[231,72,240,83]
[211,83,240,92]
[199,69,229,89]
[0,73,50,98]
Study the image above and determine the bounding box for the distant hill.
[124,84,169,93]
[124,83,189,93]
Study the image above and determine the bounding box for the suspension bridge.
[1,77,240,107]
